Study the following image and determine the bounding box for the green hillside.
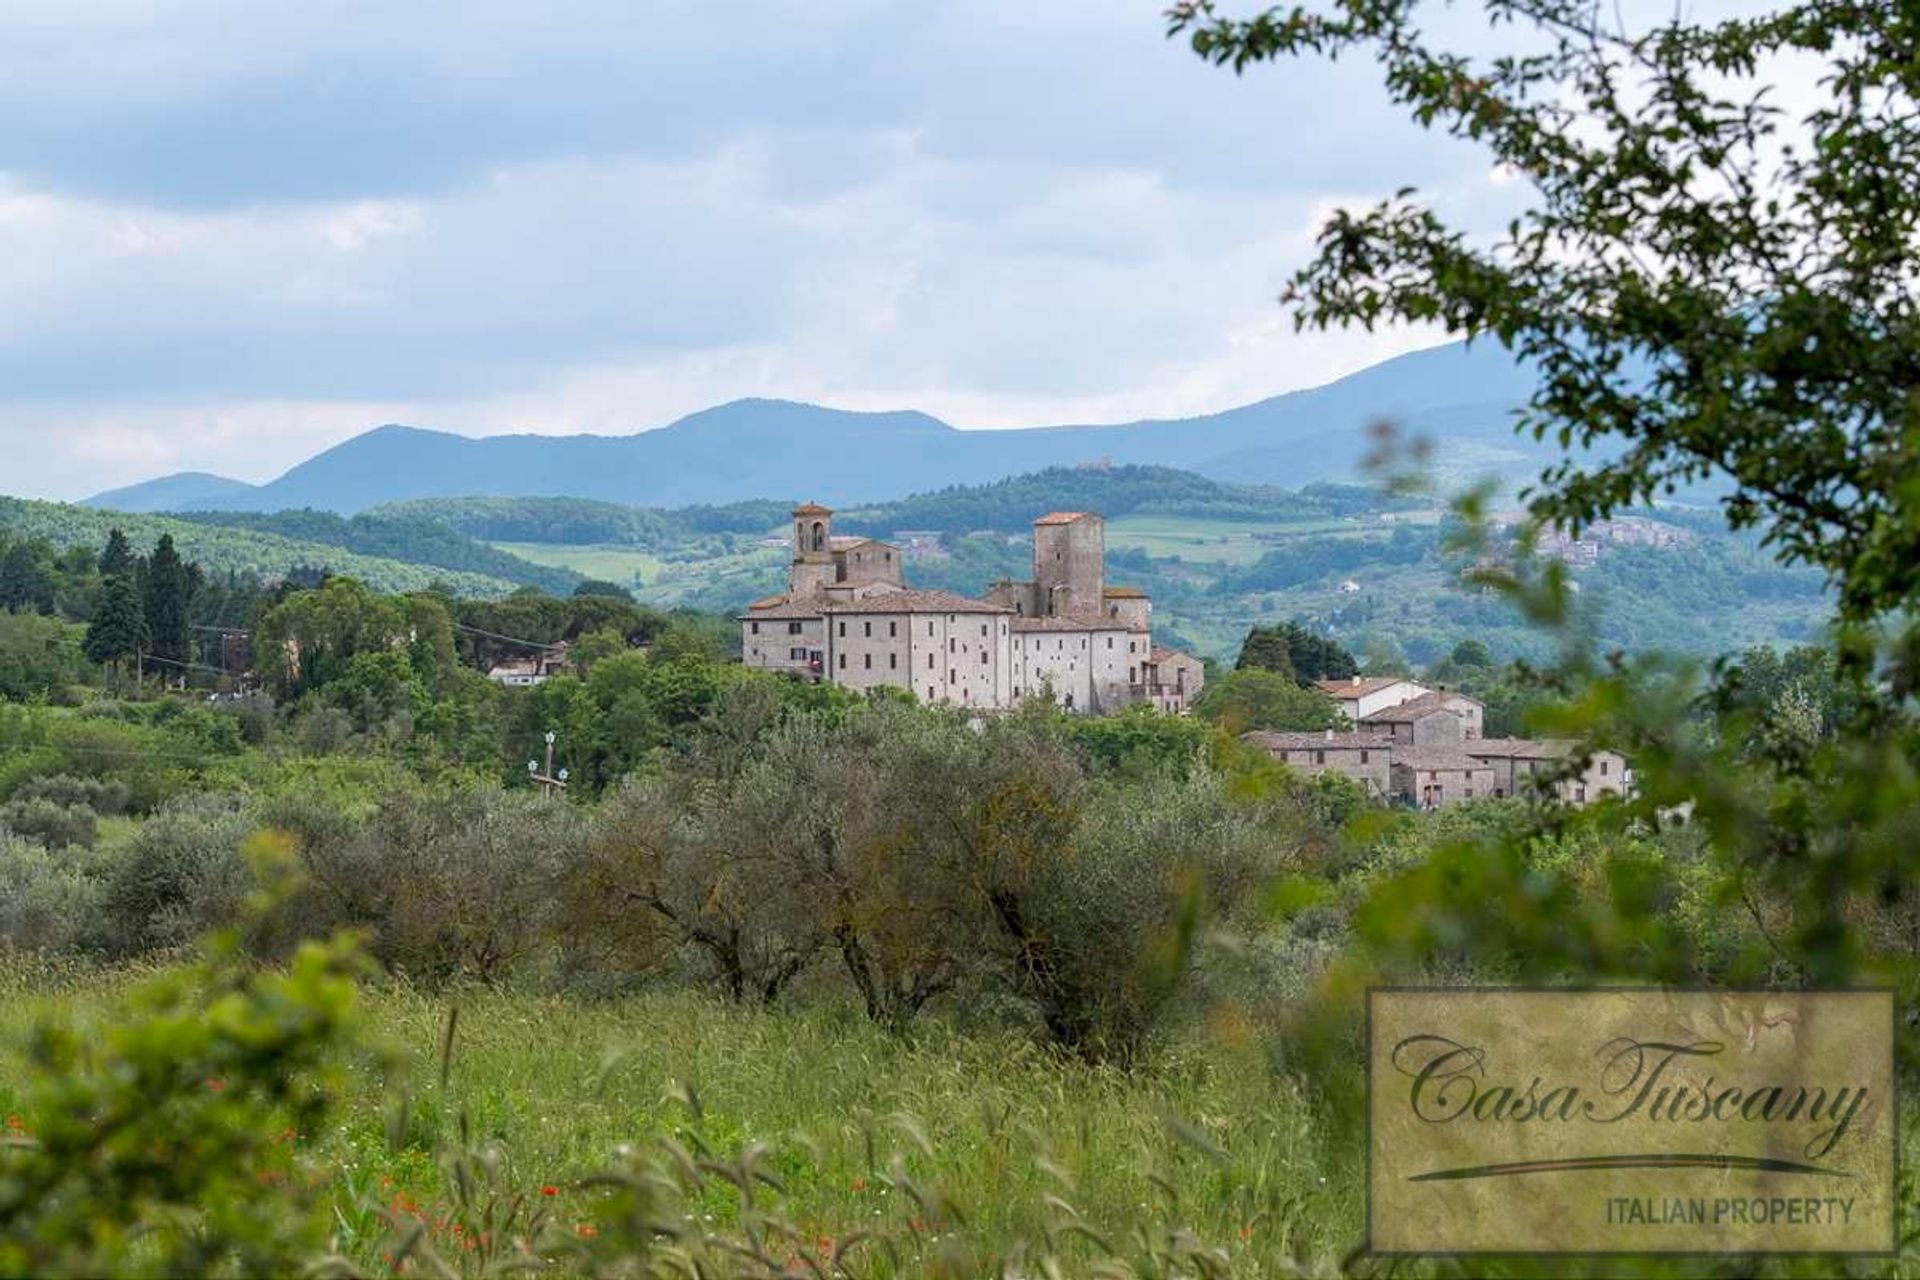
[163,508,579,595]
[0,497,517,596]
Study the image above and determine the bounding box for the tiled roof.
[745,593,789,610]
[1103,586,1147,598]
[822,588,1010,615]
[1391,747,1494,772]
[1011,614,1127,633]
[1464,737,1576,760]
[791,502,833,516]
[1033,511,1095,525]
[740,598,826,620]
[1359,689,1481,722]
[1312,676,1420,698]
[1150,645,1201,665]
[1244,730,1394,751]
[829,535,893,551]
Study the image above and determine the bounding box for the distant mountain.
[96,341,1548,515]
[84,471,259,513]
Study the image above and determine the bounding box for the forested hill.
[163,508,580,596]
[832,468,1411,536]
[373,467,1408,547]
[0,497,519,596]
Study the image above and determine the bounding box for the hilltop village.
[740,503,1205,712]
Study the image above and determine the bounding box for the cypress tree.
[85,572,150,675]
[100,527,135,578]
[142,534,193,669]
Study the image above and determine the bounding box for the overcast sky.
[0,1,1525,500]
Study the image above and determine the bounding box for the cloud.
[0,3,1505,500]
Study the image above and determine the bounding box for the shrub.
[0,833,102,954]
[11,774,131,817]
[0,798,97,851]
[99,794,256,957]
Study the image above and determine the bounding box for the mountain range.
[85,341,1546,515]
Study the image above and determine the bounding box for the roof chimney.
[1351,675,1362,686]
[1325,729,1334,740]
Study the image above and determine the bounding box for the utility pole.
[526,729,568,799]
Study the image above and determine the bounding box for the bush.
[11,774,131,817]
[99,794,256,957]
[0,798,97,851]
[0,833,102,954]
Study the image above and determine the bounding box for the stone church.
[740,503,1203,713]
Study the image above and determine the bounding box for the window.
[838,621,846,637]
[949,670,956,684]
[1599,760,1610,776]
[1314,750,1326,765]
[979,650,988,663]
[889,653,897,670]
[750,621,760,635]
[787,621,802,635]
[864,621,872,638]
[949,638,956,654]
[889,621,897,638]
[927,687,935,700]
[838,654,847,669]
[1106,636,1113,648]
[980,623,987,637]
[927,621,934,636]
[863,654,872,670]
[927,654,934,669]
[789,647,806,661]
[1360,750,1370,764]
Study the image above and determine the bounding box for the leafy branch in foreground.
[1170,0,1920,622]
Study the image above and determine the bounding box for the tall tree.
[84,573,150,677]
[0,542,55,615]
[141,534,193,670]
[99,528,135,579]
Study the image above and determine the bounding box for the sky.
[0,1,1523,500]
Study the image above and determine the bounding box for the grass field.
[0,962,1354,1275]
[1103,515,1374,566]
[489,542,670,587]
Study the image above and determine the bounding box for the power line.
[453,622,563,651]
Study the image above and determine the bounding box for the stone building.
[740,504,1203,714]
[1243,685,1632,809]
[1312,675,1430,722]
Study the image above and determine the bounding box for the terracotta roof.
[1359,689,1482,722]
[1150,645,1202,665]
[1464,737,1577,760]
[791,502,833,516]
[1312,676,1421,698]
[1391,747,1493,772]
[739,595,826,620]
[1011,614,1128,633]
[822,588,1010,615]
[1244,730,1394,751]
[829,535,895,551]
[1103,586,1147,598]
[1033,511,1096,526]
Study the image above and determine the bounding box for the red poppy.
[541,1184,559,1197]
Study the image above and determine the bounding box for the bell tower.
[789,502,835,598]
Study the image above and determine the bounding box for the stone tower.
[789,502,836,599]
[1031,511,1105,617]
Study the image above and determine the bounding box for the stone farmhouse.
[740,504,1203,713]
[1249,679,1630,809]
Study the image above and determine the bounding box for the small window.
[838,621,846,637]
[1360,750,1370,764]
[1314,750,1325,765]
[927,653,934,669]
[838,653,847,669]
[927,621,934,636]
[864,621,872,638]
[949,638,956,654]
[980,623,987,637]
[979,650,988,664]
[1600,760,1609,776]
[889,621,897,638]
[864,654,872,669]
[1106,636,1113,648]
[751,621,760,635]
[788,621,803,635]
[889,653,897,669]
